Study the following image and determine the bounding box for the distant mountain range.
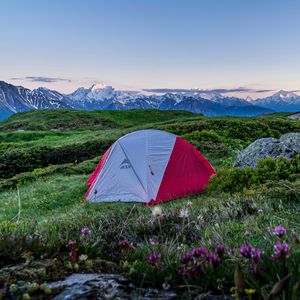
[1,80,300,120]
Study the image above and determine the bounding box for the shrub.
[0,138,114,179]
[206,155,300,194]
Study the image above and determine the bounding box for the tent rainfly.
[85,129,215,205]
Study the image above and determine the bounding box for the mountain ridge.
[1,80,300,120]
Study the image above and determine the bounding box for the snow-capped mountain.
[0,81,71,119]
[66,84,272,116]
[253,90,300,112]
[6,81,300,120]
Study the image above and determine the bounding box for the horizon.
[1,0,300,99]
[3,79,300,100]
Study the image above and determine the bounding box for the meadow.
[0,109,299,299]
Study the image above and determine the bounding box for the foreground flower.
[178,208,189,218]
[118,239,130,248]
[79,254,88,261]
[272,240,290,260]
[274,225,286,237]
[251,248,264,263]
[68,240,77,263]
[240,244,264,263]
[245,288,256,295]
[186,201,193,207]
[151,206,163,218]
[240,244,253,258]
[81,227,90,236]
[192,246,207,257]
[216,244,227,257]
[208,252,220,267]
[147,252,161,269]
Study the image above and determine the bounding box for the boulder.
[48,273,177,300]
[280,133,300,152]
[233,133,299,168]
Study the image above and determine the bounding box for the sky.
[1,0,300,98]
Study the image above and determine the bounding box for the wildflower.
[257,208,263,214]
[216,244,227,257]
[147,252,161,269]
[151,206,163,218]
[180,252,194,264]
[208,252,220,267]
[162,282,170,290]
[251,248,264,263]
[244,229,251,236]
[178,208,189,218]
[68,240,77,263]
[240,244,253,258]
[81,227,90,236]
[197,215,205,224]
[272,240,290,260]
[192,246,207,257]
[273,225,286,237]
[186,201,193,207]
[149,237,158,245]
[118,239,130,248]
[245,288,256,295]
[79,254,88,262]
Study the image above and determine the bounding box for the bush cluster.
[206,154,300,194]
[0,138,114,179]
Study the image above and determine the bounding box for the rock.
[279,133,300,152]
[233,133,300,168]
[287,112,300,121]
[48,273,177,300]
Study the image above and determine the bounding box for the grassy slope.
[0,110,299,298]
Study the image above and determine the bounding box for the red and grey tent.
[85,129,215,205]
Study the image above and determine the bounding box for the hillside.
[0,110,299,299]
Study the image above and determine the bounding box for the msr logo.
[120,158,132,169]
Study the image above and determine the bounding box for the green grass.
[0,110,299,299]
[0,109,196,131]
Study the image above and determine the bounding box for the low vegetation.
[0,109,299,299]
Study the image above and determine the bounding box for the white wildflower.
[151,206,163,218]
[178,208,189,218]
[79,254,88,261]
[187,201,193,207]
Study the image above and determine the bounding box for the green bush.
[206,154,300,194]
[0,138,114,179]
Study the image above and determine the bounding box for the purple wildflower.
[273,225,286,237]
[192,246,207,257]
[272,240,290,261]
[240,244,253,258]
[67,240,77,263]
[81,227,90,236]
[180,252,193,264]
[208,252,220,267]
[118,239,130,248]
[147,252,161,269]
[251,248,264,263]
[216,244,227,257]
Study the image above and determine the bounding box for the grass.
[0,109,299,299]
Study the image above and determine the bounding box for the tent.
[85,129,215,205]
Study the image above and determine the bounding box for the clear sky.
[1,0,300,98]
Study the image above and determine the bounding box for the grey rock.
[233,133,299,168]
[48,273,177,300]
[287,112,300,120]
[280,133,300,152]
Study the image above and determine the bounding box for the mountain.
[0,81,275,120]
[0,81,71,119]
[66,84,272,116]
[253,90,300,112]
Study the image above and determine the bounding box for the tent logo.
[120,158,132,169]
